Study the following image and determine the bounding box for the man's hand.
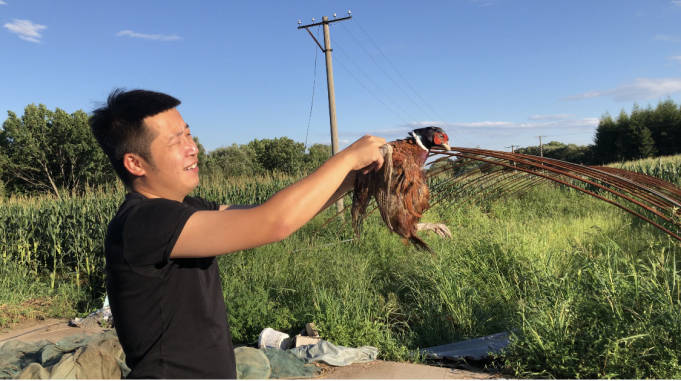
[339,135,387,173]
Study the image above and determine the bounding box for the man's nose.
[187,139,198,155]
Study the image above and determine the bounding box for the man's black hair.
[90,89,181,188]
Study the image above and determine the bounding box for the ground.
[0,319,502,379]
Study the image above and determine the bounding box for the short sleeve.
[122,198,196,266]
[183,196,220,211]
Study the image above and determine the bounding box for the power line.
[304,27,321,150]
[351,17,448,123]
[331,39,417,123]
[338,22,437,122]
[332,54,413,125]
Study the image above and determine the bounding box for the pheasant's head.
[410,126,451,151]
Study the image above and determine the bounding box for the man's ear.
[123,153,148,177]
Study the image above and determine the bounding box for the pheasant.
[345,128,681,247]
[351,126,452,252]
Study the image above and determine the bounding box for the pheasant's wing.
[352,144,394,236]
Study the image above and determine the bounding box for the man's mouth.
[184,163,198,171]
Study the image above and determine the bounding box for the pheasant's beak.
[441,143,451,151]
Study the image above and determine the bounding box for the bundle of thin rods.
[427,147,681,241]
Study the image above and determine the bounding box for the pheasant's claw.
[415,222,452,238]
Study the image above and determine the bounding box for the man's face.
[140,108,199,200]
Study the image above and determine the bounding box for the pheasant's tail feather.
[376,144,394,231]
[351,176,372,238]
[409,234,433,253]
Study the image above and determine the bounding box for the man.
[90,89,385,378]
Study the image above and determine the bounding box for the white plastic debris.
[258,328,291,350]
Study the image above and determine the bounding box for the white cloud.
[4,19,46,43]
[672,0,681,7]
[410,120,514,128]
[403,118,598,132]
[0,1,7,5]
[116,30,181,41]
[528,114,574,121]
[671,56,681,64]
[655,34,681,43]
[565,78,681,102]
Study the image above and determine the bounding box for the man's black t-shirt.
[105,192,236,379]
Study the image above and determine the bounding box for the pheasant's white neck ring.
[410,132,429,151]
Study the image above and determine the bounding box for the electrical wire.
[332,39,417,123]
[331,52,413,125]
[304,27,321,150]
[339,21,439,123]
[350,17,448,123]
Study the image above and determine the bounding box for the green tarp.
[1,332,377,379]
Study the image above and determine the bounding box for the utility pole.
[298,11,352,214]
[505,145,518,169]
[537,136,546,157]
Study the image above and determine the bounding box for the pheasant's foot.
[415,222,452,238]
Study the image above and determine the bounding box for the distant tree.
[0,104,114,197]
[248,137,305,174]
[593,113,619,164]
[517,141,594,164]
[614,109,635,161]
[636,125,656,158]
[193,136,207,170]
[648,99,681,156]
[206,144,259,177]
[303,144,331,171]
[0,150,7,197]
[629,106,656,159]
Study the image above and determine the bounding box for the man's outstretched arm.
[218,170,355,213]
[171,135,385,258]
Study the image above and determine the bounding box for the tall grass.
[1,165,681,377]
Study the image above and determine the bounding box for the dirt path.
[316,360,501,379]
[0,318,108,344]
[1,319,502,379]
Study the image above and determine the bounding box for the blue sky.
[2,0,681,152]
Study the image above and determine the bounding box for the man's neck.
[132,182,185,202]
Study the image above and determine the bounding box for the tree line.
[2,99,680,197]
[516,99,681,165]
[0,104,330,198]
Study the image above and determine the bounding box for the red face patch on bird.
[433,132,449,146]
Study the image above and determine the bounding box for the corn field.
[613,154,681,186]
[0,173,295,305]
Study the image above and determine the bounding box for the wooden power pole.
[298,12,352,214]
[537,136,546,157]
